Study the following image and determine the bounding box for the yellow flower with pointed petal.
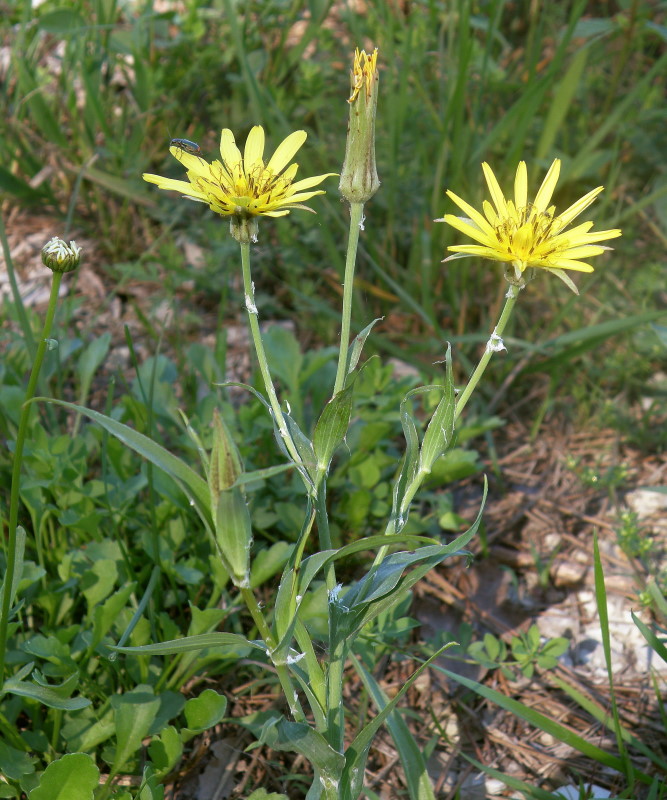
[143,126,336,242]
[437,159,621,292]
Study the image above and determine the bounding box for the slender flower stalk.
[239,242,306,473]
[332,202,364,396]
[334,48,380,396]
[0,238,80,682]
[454,283,521,420]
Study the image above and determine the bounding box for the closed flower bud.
[339,48,380,204]
[41,237,81,273]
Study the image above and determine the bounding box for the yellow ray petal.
[482,163,509,218]
[514,161,527,209]
[244,126,265,171]
[266,130,307,175]
[533,159,560,212]
[220,129,242,167]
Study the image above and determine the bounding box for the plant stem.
[0,271,63,683]
[239,242,305,474]
[332,202,364,396]
[239,586,306,723]
[454,281,521,421]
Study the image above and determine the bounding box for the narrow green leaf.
[38,399,212,530]
[459,753,563,800]
[342,648,450,800]
[28,753,98,800]
[37,9,86,33]
[352,658,436,800]
[111,632,264,656]
[419,346,455,474]
[91,583,135,652]
[440,669,652,783]
[347,318,383,374]
[536,47,588,160]
[632,610,667,665]
[391,387,425,532]
[4,679,90,711]
[76,333,111,402]
[312,384,354,474]
[0,166,45,201]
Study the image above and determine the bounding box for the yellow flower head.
[143,126,335,240]
[437,159,621,291]
[348,47,378,103]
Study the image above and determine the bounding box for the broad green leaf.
[137,765,164,800]
[0,740,34,781]
[262,326,303,395]
[261,718,344,779]
[184,689,227,733]
[250,541,293,588]
[148,726,182,777]
[352,658,436,800]
[28,753,98,800]
[90,583,135,652]
[110,689,161,775]
[38,399,212,530]
[81,558,118,611]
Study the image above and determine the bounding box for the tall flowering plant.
[35,49,620,799]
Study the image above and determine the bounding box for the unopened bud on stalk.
[41,237,81,273]
[339,48,380,204]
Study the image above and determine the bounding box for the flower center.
[495,204,558,260]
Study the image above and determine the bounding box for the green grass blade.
[440,668,652,784]
[111,632,264,656]
[38,398,212,530]
[352,655,436,800]
[593,532,632,782]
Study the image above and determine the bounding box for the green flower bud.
[208,409,252,587]
[339,48,380,205]
[41,237,81,273]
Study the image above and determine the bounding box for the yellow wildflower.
[437,159,621,291]
[143,126,335,240]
